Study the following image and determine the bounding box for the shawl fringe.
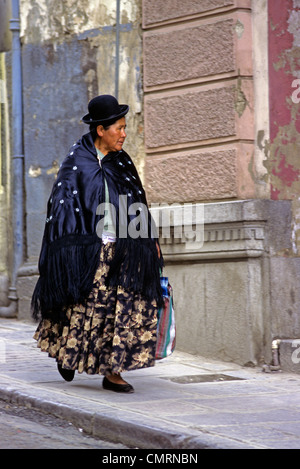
[31,234,102,322]
[107,237,164,308]
[31,234,164,322]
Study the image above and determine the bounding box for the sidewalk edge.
[0,385,252,449]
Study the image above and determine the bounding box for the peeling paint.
[235,77,248,117]
[268,0,300,255]
[292,216,300,254]
[272,45,300,79]
[287,8,300,47]
[265,108,300,199]
[28,165,41,178]
[234,20,244,38]
[265,107,300,254]
[20,0,139,44]
[46,160,59,177]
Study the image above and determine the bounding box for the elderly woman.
[31,95,163,393]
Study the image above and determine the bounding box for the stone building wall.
[142,0,300,370]
[143,0,260,203]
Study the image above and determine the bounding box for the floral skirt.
[33,242,158,375]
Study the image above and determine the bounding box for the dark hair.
[89,124,97,141]
[89,119,117,141]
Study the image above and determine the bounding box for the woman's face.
[97,117,127,154]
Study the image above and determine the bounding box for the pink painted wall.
[268,0,300,201]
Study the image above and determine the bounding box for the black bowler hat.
[82,95,129,124]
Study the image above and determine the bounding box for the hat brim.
[82,104,129,124]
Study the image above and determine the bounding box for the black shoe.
[103,376,134,393]
[57,363,75,382]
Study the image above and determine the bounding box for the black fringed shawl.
[31,131,164,322]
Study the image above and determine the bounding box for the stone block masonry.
[142,0,255,204]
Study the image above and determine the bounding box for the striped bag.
[155,277,176,360]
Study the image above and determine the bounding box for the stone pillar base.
[153,199,295,368]
[16,261,38,322]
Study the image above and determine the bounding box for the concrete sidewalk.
[0,317,300,449]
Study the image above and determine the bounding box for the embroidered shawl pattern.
[31,132,164,322]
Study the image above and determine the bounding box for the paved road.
[0,399,129,449]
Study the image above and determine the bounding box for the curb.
[0,385,252,449]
